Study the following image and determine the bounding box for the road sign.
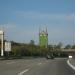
[5,42,11,52]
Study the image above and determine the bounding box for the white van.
[68,55,72,59]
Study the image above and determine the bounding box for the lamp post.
[0,30,4,56]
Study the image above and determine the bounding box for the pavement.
[0,58,75,75]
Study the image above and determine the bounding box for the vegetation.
[0,40,75,57]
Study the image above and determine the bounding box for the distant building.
[39,27,48,48]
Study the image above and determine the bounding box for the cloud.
[0,23,16,31]
[14,11,75,21]
[0,22,75,44]
[0,23,38,43]
[0,11,75,44]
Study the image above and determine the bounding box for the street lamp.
[0,30,4,56]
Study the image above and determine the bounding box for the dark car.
[46,54,54,59]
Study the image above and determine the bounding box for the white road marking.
[46,61,48,62]
[18,69,29,75]
[37,63,42,65]
[6,62,16,64]
[67,60,75,70]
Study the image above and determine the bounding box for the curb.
[67,59,75,70]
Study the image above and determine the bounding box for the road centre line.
[37,63,42,65]
[6,61,16,64]
[18,69,29,75]
[18,62,42,75]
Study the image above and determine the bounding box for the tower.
[39,27,48,48]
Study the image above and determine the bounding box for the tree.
[71,45,75,49]
[48,45,53,50]
[64,44,72,49]
[57,42,63,49]
[30,40,35,45]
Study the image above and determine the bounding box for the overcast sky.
[0,0,75,45]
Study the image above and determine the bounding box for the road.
[0,58,75,75]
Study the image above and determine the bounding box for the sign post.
[5,42,11,52]
[5,42,11,57]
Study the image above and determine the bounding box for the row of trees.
[0,40,75,57]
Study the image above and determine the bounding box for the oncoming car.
[68,55,72,59]
[46,54,54,59]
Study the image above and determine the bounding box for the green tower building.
[39,27,48,48]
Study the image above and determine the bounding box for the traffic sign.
[5,42,11,52]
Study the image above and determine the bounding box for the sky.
[0,0,75,45]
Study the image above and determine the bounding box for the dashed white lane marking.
[46,61,48,62]
[37,63,42,65]
[6,62,16,64]
[18,69,29,75]
[67,60,75,70]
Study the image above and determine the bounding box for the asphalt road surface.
[0,58,75,75]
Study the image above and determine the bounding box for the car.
[68,55,72,59]
[46,54,54,59]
